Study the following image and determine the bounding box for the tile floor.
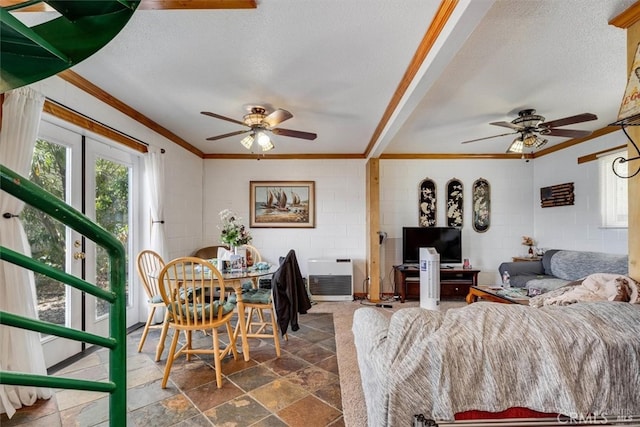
[1,312,343,427]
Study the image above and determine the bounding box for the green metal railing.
[0,164,127,426]
[1,0,141,92]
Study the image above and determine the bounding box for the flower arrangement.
[522,236,535,257]
[521,236,535,247]
[218,209,252,247]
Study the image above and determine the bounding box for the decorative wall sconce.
[608,117,640,178]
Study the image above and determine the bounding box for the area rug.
[308,299,466,427]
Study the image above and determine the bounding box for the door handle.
[73,240,85,259]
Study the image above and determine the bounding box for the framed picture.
[250,181,315,228]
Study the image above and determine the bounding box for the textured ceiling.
[20,0,639,157]
[383,0,636,156]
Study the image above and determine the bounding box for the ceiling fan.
[461,109,598,153]
[200,106,317,152]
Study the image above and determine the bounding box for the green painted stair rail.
[0,164,127,426]
[1,0,141,92]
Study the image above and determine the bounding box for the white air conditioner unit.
[308,259,353,301]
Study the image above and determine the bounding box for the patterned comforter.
[353,302,640,426]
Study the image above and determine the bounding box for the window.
[599,150,628,228]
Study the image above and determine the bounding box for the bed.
[352,299,640,426]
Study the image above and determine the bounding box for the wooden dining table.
[149,264,278,362]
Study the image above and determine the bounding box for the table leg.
[233,286,251,362]
[466,288,479,304]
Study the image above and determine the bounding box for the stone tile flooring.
[1,312,343,427]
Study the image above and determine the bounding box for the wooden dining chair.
[191,245,227,260]
[136,249,168,354]
[234,246,282,358]
[158,257,238,389]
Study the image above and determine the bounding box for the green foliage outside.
[21,139,130,324]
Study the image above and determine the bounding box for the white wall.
[28,77,629,297]
[533,131,628,255]
[378,132,630,290]
[380,159,535,287]
[202,159,368,292]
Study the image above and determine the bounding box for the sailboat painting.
[250,181,316,228]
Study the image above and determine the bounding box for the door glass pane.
[21,139,67,328]
[94,157,131,318]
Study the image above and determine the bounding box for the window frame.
[599,149,629,229]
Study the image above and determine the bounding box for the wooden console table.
[394,266,480,302]
[512,256,541,262]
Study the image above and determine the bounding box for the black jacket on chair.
[272,249,312,335]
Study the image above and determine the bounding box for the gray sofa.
[498,249,628,294]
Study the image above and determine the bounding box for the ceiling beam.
[364,0,459,158]
[0,0,256,12]
[138,0,256,10]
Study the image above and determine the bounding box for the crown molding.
[609,1,640,29]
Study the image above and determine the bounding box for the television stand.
[394,266,480,303]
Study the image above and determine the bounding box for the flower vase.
[528,246,534,257]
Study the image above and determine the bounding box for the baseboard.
[353,292,396,300]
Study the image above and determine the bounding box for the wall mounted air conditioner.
[308,259,353,301]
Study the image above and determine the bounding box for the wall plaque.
[540,182,574,208]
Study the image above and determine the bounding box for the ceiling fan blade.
[271,127,317,140]
[540,113,597,129]
[263,109,293,128]
[461,131,518,144]
[206,129,251,141]
[201,111,248,127]
[490,121,523,131]
[543,128,593,138]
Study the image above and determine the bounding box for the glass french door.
[22,119,139,368]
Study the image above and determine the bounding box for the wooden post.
[366,158,381,302]
[611,2,640,281]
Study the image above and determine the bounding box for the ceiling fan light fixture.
[522,133,537,147]
[256,131,274,151]
[533,136,548,149]
[244,113,265,126]
[507,137,524,153]
[240,134,255,150]
[244,106,267,126]
[512,109,545,128]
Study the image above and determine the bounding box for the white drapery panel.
[144,146,167,260]
[0,87,51,418]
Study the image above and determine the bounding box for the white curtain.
[144,146,167,259]
[0,87,51,418]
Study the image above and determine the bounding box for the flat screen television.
[402,226,462,265]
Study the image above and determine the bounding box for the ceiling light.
[507,133,548,154]
[240,134,254,150]
[506,137,524,153]
[533,136,548,149]
[522,133,537,147]
[256,131,274,151]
